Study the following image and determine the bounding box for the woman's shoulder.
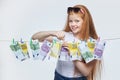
[64,31,73,36]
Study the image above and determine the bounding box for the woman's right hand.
[54,31,65,40]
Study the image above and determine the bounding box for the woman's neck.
[73,33,82,40]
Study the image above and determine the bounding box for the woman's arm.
[73,60,97,76]
[32,31,65,42]
[32,31,55,42]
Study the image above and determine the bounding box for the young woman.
[32,4,102,80]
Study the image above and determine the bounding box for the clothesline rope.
[0,37,120,42]
[103,37,120,41]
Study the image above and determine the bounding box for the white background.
[0,0,120,80]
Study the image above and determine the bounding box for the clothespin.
[90,37,92,42]
[30,38,32,44]
[20,38,24,43]
[30,38,33,46]
[12,38,15,44]
[53,37,57,43]
[30,38,34,50]
[48,56,50,60]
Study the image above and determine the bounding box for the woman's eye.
[75,20,80,22]
[69,20,72,22]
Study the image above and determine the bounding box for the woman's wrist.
[73,59,85,64]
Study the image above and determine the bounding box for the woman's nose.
[71,22,76,26]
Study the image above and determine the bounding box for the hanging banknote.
[10,39,26,61]
[30,39,41,60]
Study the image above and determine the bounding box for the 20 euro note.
[49,37,62,59]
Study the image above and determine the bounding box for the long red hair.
[63,4,102,80]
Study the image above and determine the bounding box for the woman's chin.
[72,31,78,34]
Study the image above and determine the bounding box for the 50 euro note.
[49,37,62,59]
[19,41,30,59]
[68,42,82,61]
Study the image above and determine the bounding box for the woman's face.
[68,13,83,35]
